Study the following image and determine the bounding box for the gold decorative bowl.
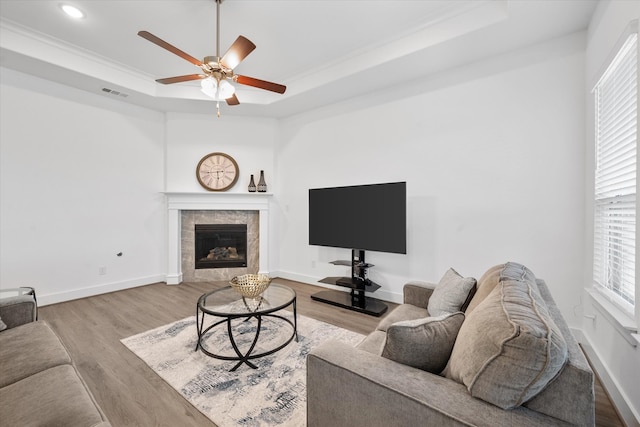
[230,274,272,298]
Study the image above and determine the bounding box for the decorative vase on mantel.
[257,170,267,193]
[248,174,257,192]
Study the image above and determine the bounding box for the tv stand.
[311,250,388,317]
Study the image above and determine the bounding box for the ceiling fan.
[138,0,286,116]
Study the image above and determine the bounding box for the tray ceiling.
[0,0,597,118]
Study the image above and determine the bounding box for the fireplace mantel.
[164,192,272,284]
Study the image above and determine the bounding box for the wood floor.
[38,279,624,427]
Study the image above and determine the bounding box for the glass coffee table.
[195,282,297,371]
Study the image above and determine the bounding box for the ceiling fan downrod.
[215,0,222,59]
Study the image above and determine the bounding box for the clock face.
[196,152,239,191]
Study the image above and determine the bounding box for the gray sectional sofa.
[0,292,111,426]
[307,262,595,426]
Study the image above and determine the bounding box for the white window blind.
[593,32,637,315]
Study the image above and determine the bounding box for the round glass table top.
[198,282,296,317]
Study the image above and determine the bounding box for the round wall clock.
[196,152,239,191]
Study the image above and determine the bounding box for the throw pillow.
[427,268,476,317]
[465,263,503,314]
[381,312,465,373]
[444,262,568,409]
[0,316,7,332]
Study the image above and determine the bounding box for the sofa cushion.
[381,312,465,373]
[427,268,476,317]
[376,304,428,332]
[0,364,110,427]
[0,321,72,388]
[444,262,568,409]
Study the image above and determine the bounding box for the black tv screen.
[309,182,406,254]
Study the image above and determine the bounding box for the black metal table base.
[195,298,298,371]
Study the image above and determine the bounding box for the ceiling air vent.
[101,87,129,98]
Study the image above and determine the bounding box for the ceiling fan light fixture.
[200,77,235,101]
[200,77,217,98]
[218,79,236,99]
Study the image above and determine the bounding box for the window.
[593,31,637,316]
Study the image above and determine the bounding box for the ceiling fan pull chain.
[216,101,221,118]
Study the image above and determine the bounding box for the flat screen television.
[308,182,406,254]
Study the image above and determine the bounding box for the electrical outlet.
[99,266,107,275]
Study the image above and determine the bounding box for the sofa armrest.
[403,281,436,307]
[0,295,37,330]
[307,340,571,427]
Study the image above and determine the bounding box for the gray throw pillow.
[0,316,7,332]
[445,262,568,409]
[427,268,476,317]
[381,312,465,373]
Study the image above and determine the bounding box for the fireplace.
[195,224,247,269]
[164,192,271,284]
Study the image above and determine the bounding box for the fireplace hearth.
[195,224,247,269]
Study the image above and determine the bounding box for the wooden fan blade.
[236,75,286,94]
[156,74,206,84]
[220,36,256,70]
[138,31,203,67]
[226,94,240,106]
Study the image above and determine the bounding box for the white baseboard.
[165,273,183,285]
[37,274,166,306]
[579,332,640,427]
[272,270,329,288]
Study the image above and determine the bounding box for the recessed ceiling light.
[60,4,85,19]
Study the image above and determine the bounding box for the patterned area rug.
[121,312,364,426]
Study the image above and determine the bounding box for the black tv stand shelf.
[311,250,388,317]
[318,276,381,292]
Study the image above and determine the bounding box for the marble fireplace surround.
[164,192,271,285]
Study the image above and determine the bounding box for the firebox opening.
[195,224,247,269]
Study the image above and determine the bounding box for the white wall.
[0,68,166,305]
[165,112,278,193]
[273,32,587,329]
[582,1,640,425]
[0,72,279,304]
